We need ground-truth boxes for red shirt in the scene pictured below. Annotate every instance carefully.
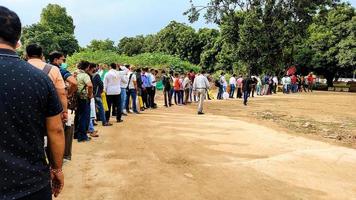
[291,75,297,84]
[307,75,313,84]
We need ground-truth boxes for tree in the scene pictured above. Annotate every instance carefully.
[21,4,79,57]
[302,3,355,86]
[87,39,117,51]
[118,35,145,56]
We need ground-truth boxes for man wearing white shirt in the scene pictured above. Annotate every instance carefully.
[149,69,158,108]
[126,68,139,113]
[119,64,129,115]
[104,63,123,123]
[193,70,210,115]
[229,74,237,98]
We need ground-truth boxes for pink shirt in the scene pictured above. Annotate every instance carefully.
[237,78,243,88]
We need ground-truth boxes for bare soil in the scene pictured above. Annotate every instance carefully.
[58,91,356,200]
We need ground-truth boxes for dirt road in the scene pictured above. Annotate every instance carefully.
[59,92,356,200]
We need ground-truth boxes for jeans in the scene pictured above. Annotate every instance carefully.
[237,88,242,98]
[189,87,197,102]
[88,119,94,132]
[126,89,138,112]
[106,94,122,121]
[256,84,262,95]
[243,90,249,105]
[121,88,127,112]
[174,90,183,104]
[95,97,107,125]
[229,84,235,98]
[217,86,223,99]
[76,98,90,141]
[163,87,171,106]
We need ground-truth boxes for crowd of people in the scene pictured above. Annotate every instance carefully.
[0,6,318,200]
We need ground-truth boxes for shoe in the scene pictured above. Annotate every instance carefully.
[198,112,204,115]
[78,137,91,143]
[122,113,128,116]
[103,122,113,126]
[134,112,140,114]
[117,119,124,123]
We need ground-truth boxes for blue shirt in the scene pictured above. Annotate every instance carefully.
[0,49,63,200]
[59,67,72,81]
[141,74,150,88]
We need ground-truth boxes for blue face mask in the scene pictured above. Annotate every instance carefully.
[61,63,68,69]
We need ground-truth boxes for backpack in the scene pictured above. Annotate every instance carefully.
[215,80,221,87]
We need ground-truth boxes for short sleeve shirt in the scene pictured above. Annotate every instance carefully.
[59,67,72,81]
[76,70,91,99]
[0,49,63,200]
[128,72,137,89]
[27,59,66,90]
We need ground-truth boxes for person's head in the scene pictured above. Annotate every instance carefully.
[221,72,225,76]
[136,68,141,73]
[49,51,65,66]
[174,73,179,78]
[0,6,21,48]
[87,63,97,74]
[201,70,206,75]
[110,63,117,70]
[233,74,236,77]
[78,61,90,71]
[169,70,174,75]
[190,70,194,73]
[150,69,155,74]
[25,44,43,59]
[161,70,166,75]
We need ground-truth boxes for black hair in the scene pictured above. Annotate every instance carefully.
[89,63,97,70]
[233,74,236,77]
[161,70,166,74]
[201,70,206,74]
[136,68,141,73]
[49,51,64,63]
[110,63,117,69]
[190,70,194,73]
[78,61,90,70]
[0,6,21,47]
[155,70,158,74]
[26,44,43,58]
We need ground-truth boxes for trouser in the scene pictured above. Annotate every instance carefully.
[229,84,235,98]
[197,89,206,113]
[174,90,183,104]
[88,119,94,132]
[146,86,153,108]
[273,83,277,93]
[141,88,148,108]
[18,184,52,200]
[184,88,190,104]
[64,124,74,160]
[237,88,242,98]
[95,97,107,125]
[250,84,256,97]
[163,87,171,106]
[217,86,223,99]
[121,88,127,112]
[256,85,262,95]
[152,86,156,107]
[106,94,122,121]
[264,85,269,95]
[189,87,197,102]
[243,90,250,105]
[76,99,90,141]
[126,89,138,112]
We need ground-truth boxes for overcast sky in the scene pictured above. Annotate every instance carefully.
[2,0,355,47]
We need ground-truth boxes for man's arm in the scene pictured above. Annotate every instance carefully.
[66,76,78,96]
[86,81,93,99]
[56,88,68,121]
[46,114,65,197]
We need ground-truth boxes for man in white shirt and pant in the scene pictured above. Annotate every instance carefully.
[104,63,123,123]
[119,64,129,115]
[193,70,210,115]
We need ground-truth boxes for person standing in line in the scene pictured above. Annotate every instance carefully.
[104,63,123,123]
[173,73,182,105]
[183,72,191,104]
[217,72,225,100]
[88,63,112,126]
[256,75,262,96]
[242,75,252,106]
[119,64,129,115]
[193,70,210,115]
[229,74,237,98]
[188,70,197,102]
[179,74,185,104]
[136,68,145,111]
[0,7,65,198]
[250,76,257,98]
[75,61,94,142]
[126,66,139,114]
[291,74,297,93]
[281,75,287,93]
[263,74,270,95]
[162,70,172,107]
[149,68,158,108]
[141,68,150,108]
[236,75,243,98]
[273,75,278,94]
[307,73,314,92]
[301,75,307,92]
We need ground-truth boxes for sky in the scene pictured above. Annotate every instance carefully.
[1,0,355,47]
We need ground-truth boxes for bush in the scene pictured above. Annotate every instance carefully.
[67,50,200,72]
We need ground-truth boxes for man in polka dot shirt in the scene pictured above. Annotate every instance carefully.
[0,6,65,200]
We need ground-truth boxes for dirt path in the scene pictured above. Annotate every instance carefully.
[59,93,356,200]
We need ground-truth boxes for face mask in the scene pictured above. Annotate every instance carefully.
[61,63,68,69]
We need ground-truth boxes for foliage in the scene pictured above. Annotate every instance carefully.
[87,39,117,52]
[21,4,79,57]
[67,51,200,72]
